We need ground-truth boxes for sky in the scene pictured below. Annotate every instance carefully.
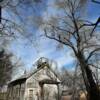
[87,1,100,20]
[1,0,100,78]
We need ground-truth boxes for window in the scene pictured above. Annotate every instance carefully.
[27,83,33,88]
[21,88,25,96]
[29,97,33,100]
[27,81,37,88]
[29,89,33,97]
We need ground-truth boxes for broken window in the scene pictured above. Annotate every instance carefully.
[27,81,37,88]
[27,83,33,88]
[28,89,34,100]
[29,89,33,97]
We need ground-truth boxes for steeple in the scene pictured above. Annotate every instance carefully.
[24,69,27,75]
[37,57,50,69]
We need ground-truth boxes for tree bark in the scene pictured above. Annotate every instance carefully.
[76,52,100,100]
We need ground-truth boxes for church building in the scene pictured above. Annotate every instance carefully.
[7,57,61,100]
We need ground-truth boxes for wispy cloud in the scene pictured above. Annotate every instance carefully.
[54,51,75,69]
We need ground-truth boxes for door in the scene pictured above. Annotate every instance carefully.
[43,84,58,100]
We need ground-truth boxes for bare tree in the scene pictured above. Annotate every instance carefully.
[44,0,100,99]
[59,66,85,99]
[0,49,13,89]
[0,0,46,47]
[0,49,24,90]
[0,0,46,89]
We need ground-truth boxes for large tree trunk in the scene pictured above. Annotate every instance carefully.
[76,52,100,100]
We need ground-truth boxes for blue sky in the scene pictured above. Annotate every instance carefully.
[87,1,100,21]
[2,0,100,77]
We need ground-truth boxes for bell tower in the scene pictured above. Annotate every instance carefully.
[37,57,50,69]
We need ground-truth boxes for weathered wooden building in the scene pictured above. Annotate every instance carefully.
[0,92,7,100]
[7,57,61,100]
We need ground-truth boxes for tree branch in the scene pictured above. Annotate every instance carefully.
[72,17,100,35]
[88,64,100,69]
[81,44,100,52]
[86,48,100,62]
[44,28,77,54]
[92,0,100,4]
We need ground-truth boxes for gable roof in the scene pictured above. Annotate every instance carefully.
[8,62,61,86]
[8,66,43,86]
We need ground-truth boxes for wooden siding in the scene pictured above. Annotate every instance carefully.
[0,92,7,100]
